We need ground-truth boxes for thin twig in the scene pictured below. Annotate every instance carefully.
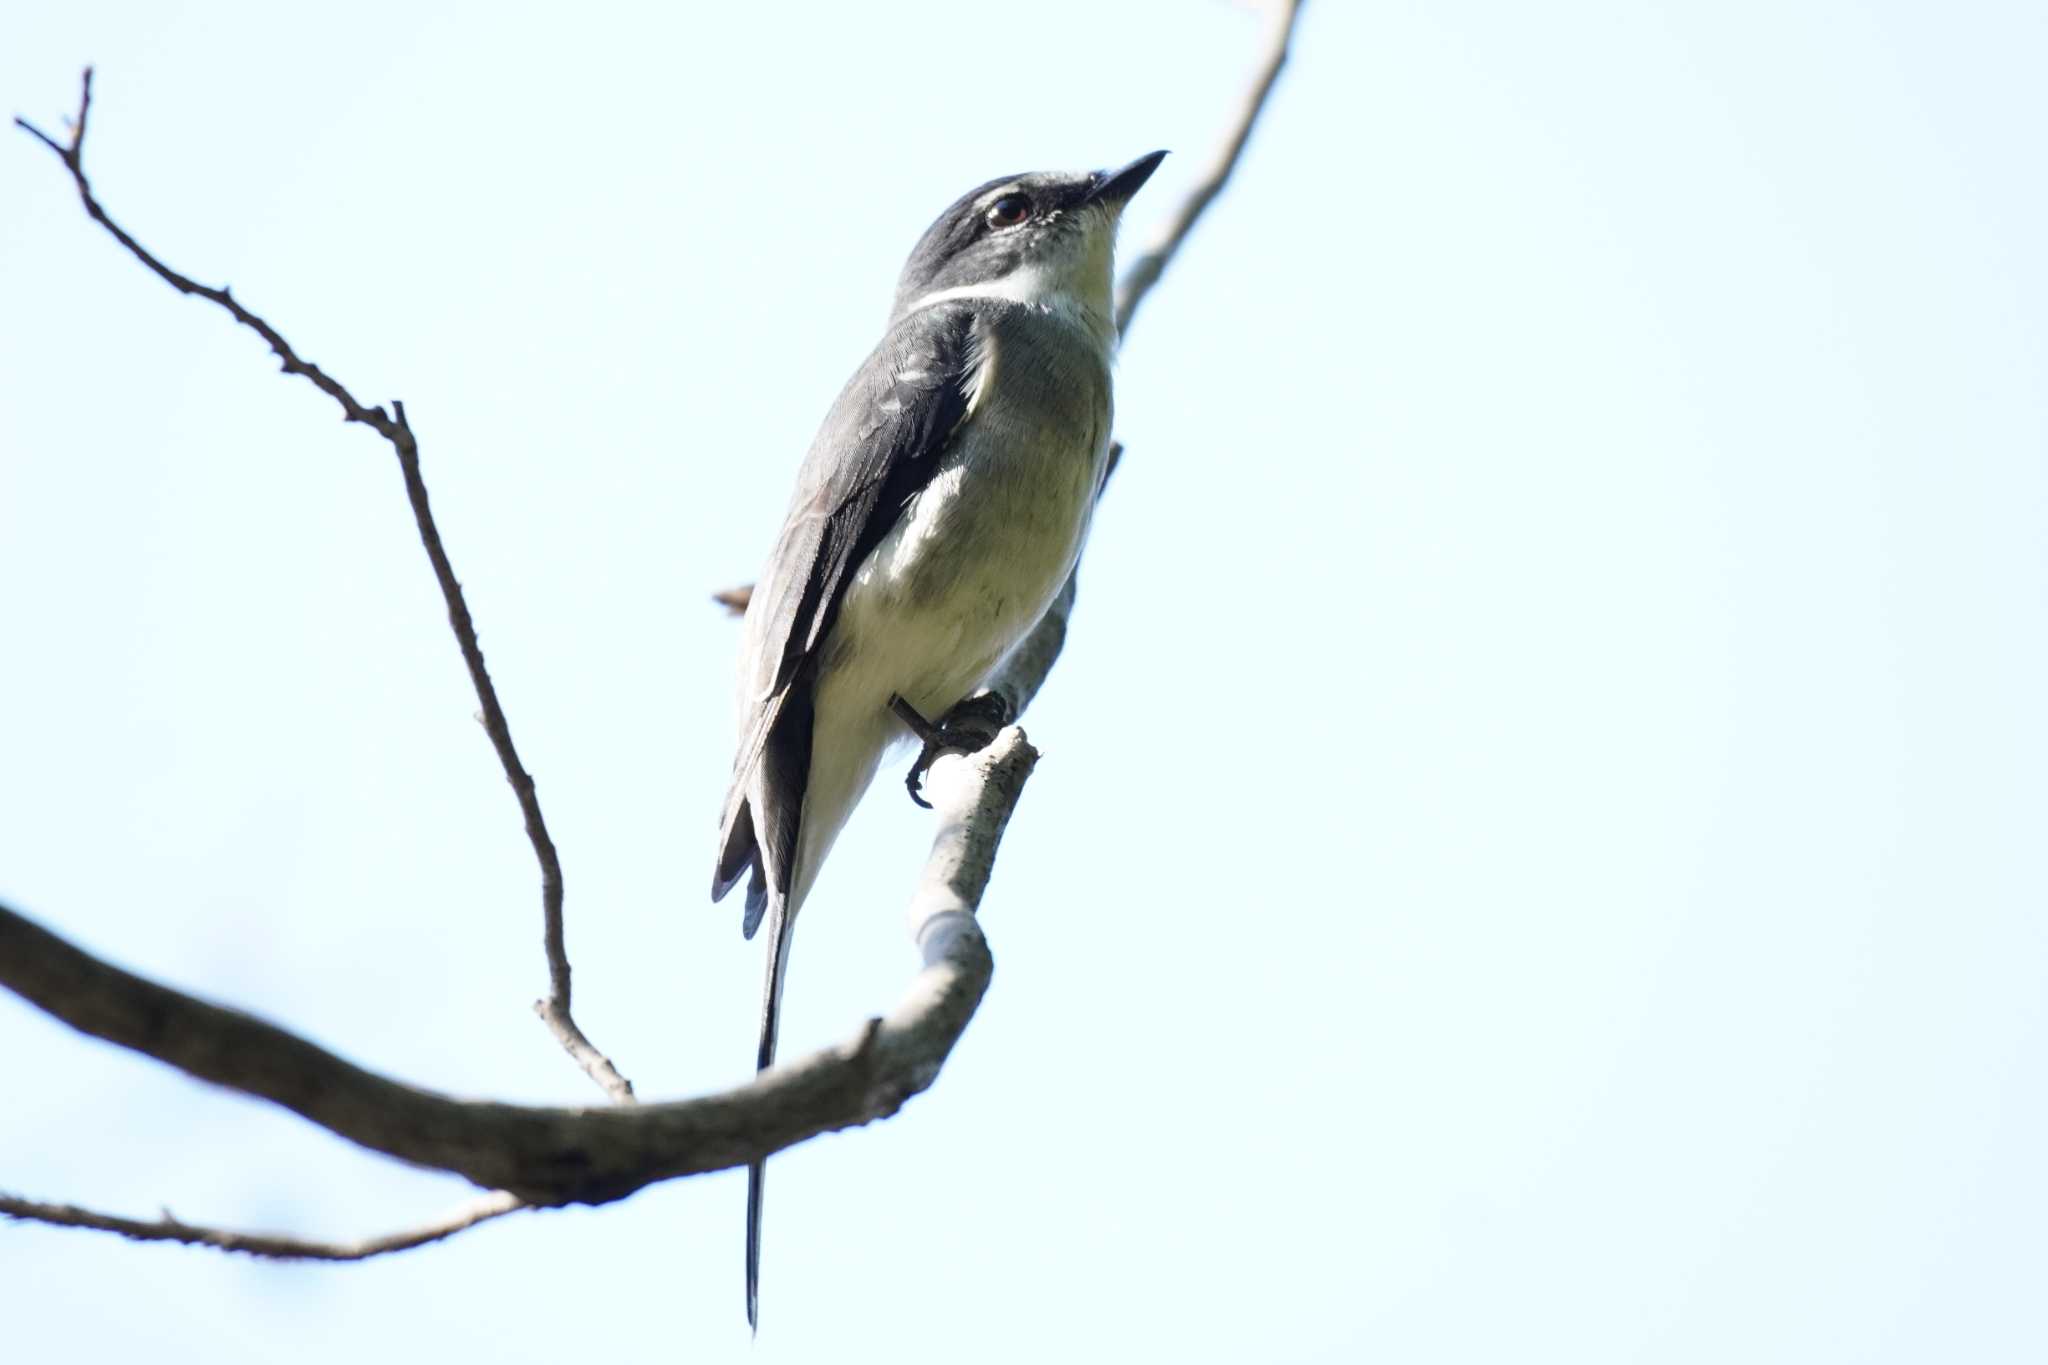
[986,4,1304,704]
[15,69,631,1104]
[1113,0,1304,339]
[0,1189,525,1262]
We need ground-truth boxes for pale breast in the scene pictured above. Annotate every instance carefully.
[829,307,1113,709]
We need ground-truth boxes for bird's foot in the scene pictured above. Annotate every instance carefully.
[889,691,1014,809]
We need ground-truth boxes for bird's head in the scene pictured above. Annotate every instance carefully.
[890,151,1168,335]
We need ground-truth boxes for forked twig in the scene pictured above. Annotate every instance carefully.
[14,69,631,1104]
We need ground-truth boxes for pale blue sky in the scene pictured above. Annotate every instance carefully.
[4,2,2046,1361]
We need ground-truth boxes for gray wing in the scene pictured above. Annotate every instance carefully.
[712,302,982,930]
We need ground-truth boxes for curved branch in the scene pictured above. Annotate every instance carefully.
[0,728,1037,1208]
[1113,0,1304,340]
[14,70,629,1105]
[0,1190,525,1262]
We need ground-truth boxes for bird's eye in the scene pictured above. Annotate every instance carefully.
[984,194,1033,229]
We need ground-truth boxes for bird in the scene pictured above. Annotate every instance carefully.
[712,151,1166,1329]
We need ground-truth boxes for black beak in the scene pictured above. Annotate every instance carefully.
[1085,150,1169,207]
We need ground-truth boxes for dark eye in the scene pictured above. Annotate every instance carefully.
[984,194,1033,229]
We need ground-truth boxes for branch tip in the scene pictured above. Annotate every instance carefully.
[0,1188,525,1262]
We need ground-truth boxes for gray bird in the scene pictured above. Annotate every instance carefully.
[712,151,1166,1328]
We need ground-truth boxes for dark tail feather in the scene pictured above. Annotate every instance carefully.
[746,896,795,1333]
[745,1160,766,1333]
[712,799,755,904]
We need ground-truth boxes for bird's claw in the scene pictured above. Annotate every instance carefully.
[889,691,1013,809]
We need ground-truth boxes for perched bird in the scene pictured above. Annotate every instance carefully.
[713,151,1166,1328]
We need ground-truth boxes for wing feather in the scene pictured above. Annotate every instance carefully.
[713,303,981,917]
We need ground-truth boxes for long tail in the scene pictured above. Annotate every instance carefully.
[747,896,796,1334]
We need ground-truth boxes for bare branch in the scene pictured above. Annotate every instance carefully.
[0,1189,524,1262]
[0,733,1032,1208]
[8,0,1301,1252]
[15,69,628,1103]
[1113,0,1304,339]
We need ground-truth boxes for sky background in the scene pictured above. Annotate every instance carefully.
[4,1,2046,1360]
